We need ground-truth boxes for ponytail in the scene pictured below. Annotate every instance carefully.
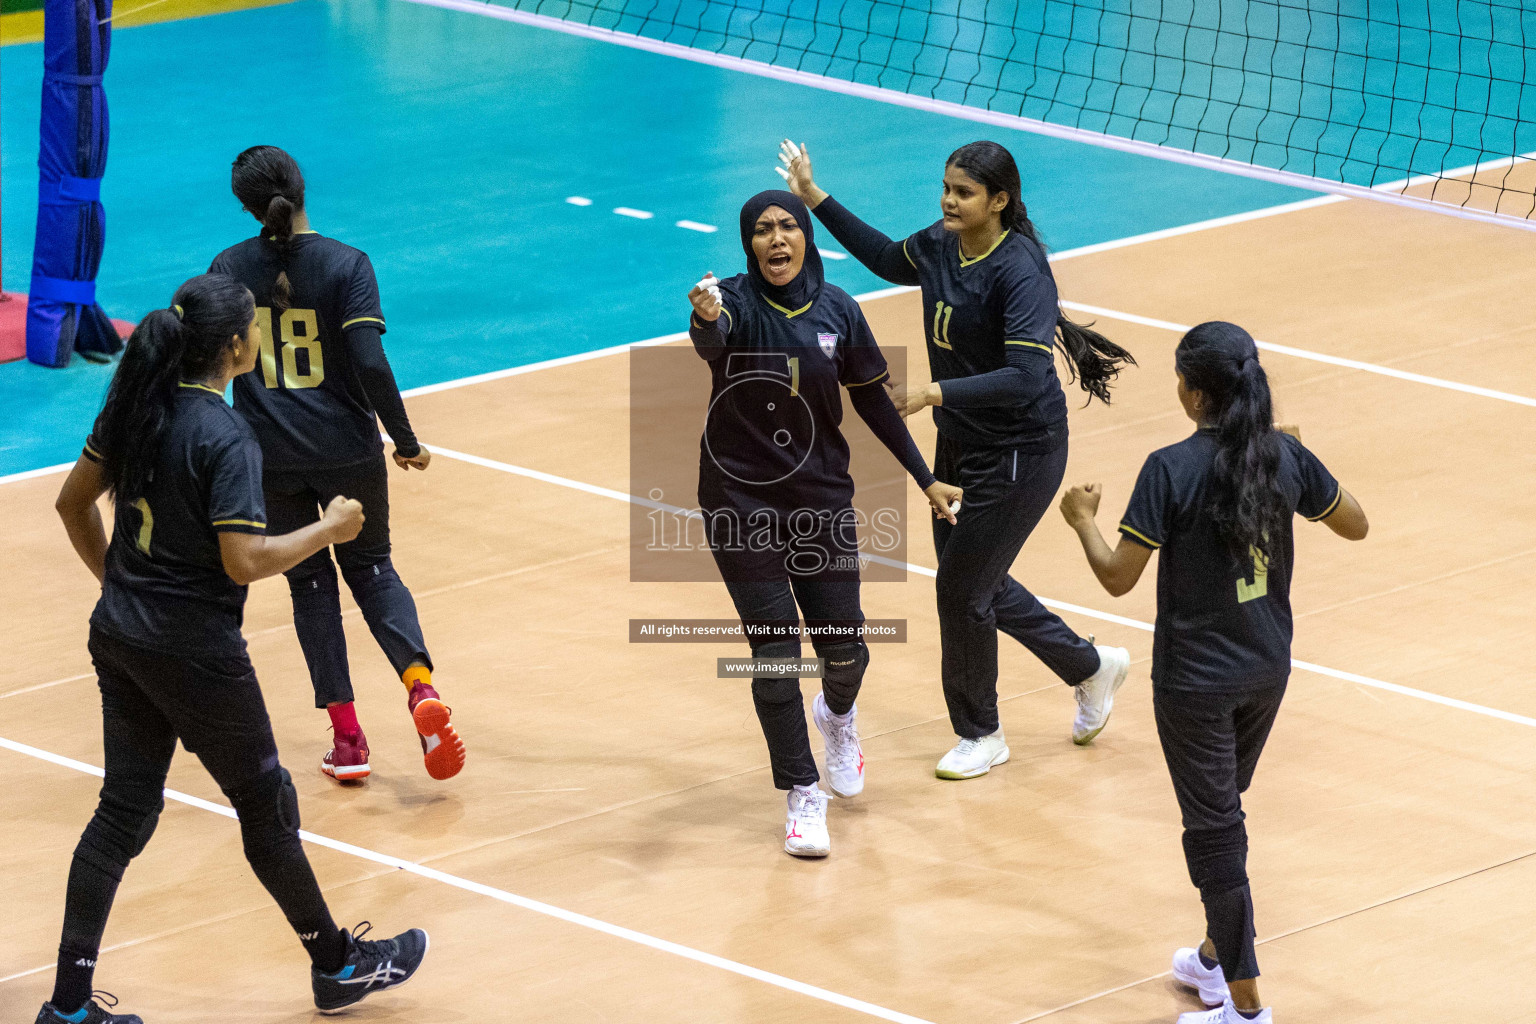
[263,194,296,312]
[231,145,306,313]
[1055,315,1135,405]
[94,275,255,502]
[1174,322,1288,569]
[947,140,1135,405]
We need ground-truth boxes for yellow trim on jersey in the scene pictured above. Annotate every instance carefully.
[1005,339,1053,353]
[178,382,224,396]
[762,296,813,318]
[341,316,385,330]
[212,518,266,529]
[958,229,1009,267]
[902,238,917,268]
[1305,485,1343,522]
[265,230,320,241]
[83,440,102,459]
[720,306,734,330]
[845,370,890,388]
[1118,524,1162,549]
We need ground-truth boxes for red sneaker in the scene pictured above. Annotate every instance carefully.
[322,731,371,781]
[408,682,466,781]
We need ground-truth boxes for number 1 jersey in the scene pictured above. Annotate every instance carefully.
[211,232,388,471]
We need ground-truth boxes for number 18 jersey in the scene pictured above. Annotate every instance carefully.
[211,232,388,471]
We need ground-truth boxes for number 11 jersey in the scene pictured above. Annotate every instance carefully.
[211,232,389,471]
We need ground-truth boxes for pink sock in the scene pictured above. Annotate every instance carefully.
[327,702,361,740]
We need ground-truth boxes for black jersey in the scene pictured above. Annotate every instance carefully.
[1118,429,1340,693]
[210,232,388,471]
[84,385,268,657]
[697,275,891,515]
[901,222,1068,451]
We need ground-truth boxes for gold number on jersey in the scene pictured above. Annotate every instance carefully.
[788,357,800,397]
[1236,545,1269,603]
[132,497,154,557]
[255,307,279,388]
[932,301,955,350]
[254,307,325,390]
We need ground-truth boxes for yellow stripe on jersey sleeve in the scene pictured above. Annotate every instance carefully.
[1118,524,1162,549]
[1304,485,1343,522]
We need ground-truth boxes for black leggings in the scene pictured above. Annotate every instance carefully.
[931,434,1099,738]
[708,508,868,791]
[264,455,430,708]
[1154,682,1287,984]
[53,628,341,1009]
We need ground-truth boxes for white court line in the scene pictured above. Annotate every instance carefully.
[424,443,1536,730]
[1060,301,1536,408]
[0,734,936,1024]
[613,207,654,219]
[399,0,1536,234]
[5,276,1531,490]
[676,219,718,233]
[0,174,1407,489]
[0,672,94,700]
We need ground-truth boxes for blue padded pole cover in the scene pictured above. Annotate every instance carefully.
[26,0,120,367]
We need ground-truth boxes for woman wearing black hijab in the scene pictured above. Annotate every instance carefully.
[687,191,961,858]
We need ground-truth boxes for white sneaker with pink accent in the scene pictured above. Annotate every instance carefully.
[1177,1000,1271,1023]
[784,785,830,858]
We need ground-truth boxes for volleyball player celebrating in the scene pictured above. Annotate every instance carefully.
[689,190,962,857]
[778,140,1134,779]
[1058,322,1367,1023]
[42,274,427,1024]
[210,146,465,783]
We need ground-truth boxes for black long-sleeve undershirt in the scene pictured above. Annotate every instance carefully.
[937,344,1057,409]
[346,325,419,457]
[689,314,727,361]
[846,381,936,490]
[815,196,1061,414]
[811,196,920,287]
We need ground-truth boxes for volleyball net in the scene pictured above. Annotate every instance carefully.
[444,0,1536,228]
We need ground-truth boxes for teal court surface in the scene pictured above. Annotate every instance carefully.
[1,0,1317,474]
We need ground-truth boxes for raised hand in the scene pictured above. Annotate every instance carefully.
[689,272,723,322]
[776,140,828,208]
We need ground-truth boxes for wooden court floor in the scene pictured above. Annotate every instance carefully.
[4,193,1536,1023]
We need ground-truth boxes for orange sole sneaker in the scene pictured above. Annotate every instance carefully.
[322,746,371,782]
[412,698,466,780]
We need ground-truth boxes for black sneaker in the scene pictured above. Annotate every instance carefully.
[312,922,429,1013]
[36,992,142,1024]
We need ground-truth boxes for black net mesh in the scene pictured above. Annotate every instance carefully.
[478,0,1536,221]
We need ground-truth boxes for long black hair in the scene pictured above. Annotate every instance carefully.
[1175,321,1288,570]
[231,145,305,312]
[94,274,254,502]
[946,141,1134,404]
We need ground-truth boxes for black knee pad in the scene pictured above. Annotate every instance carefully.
[340,556,398,597]
[747,639,803,707]
[817,641,868,713]
[76,784,165,879]
[229,767,301,859]
[275,766,301,832]
[1183,821,1249,893]
[288,556,340,601]
[751,675,803,708]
